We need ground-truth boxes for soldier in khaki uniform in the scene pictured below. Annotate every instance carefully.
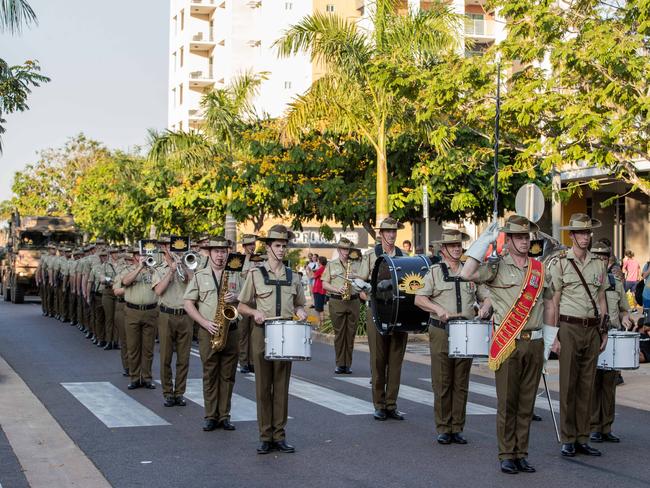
[322,237,362,374]
[101,249,120,350]
[58,248,73,322]
[238,234,258,374]
[357,217,408,421]
[184,237,242,431]
[589,240,633,443]
[548,213,609,458]
[51,247,65,320]
[462,215,556,474]
[43,244,57,317]
[414,229,491,445]
[81,244,100,342]
[76,247,90,335]
[238,225,307,454]
[88,250,109,347]
[121,245,159,389]
[113,249,135,376]
[67,250,81,326]
[154,245,194,408]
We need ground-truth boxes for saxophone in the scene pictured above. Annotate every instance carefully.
[210,269,239,351]
[341,260,352,301]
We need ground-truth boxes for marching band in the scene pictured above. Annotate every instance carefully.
[33,214,642,472]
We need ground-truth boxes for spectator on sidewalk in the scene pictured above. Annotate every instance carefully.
[635,318,650,363]
[306,253,319,303]
[402,240,413,256]
[622,250,640,292]
[312,256,327,327]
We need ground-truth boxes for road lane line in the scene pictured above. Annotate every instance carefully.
[338,377,496,415]
[61,382,170,428]
[246,375,373,415]
[418,378,561,412]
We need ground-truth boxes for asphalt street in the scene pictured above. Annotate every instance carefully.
[0,300,649,488]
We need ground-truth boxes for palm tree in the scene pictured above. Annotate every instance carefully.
[275,0,460,225]
[0,0,37,34]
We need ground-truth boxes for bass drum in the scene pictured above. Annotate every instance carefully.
[371,255,432,335]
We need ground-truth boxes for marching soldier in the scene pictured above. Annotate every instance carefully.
[414,229,491,445]
[184,237,241,430]
[88,250,108,348]
[237,225,307,454]
[238,234,258,374]
[67,249,82,326]
[97,249,120,349]
[548,213,609,458]
[81,243,100,342]
[590,240,633,443]
[461,215,555,474]
[357,217,408,421]
[60,247,73,323]
[321,237,362,374]
[154,244,194,408]
[113,248,135,376]
[120,245,159,390]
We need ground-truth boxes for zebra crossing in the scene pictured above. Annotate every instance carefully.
[60,372,552,429]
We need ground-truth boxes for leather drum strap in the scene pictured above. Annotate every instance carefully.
[258,267,293,317]
[439,262,463,314]
[567,258,600,319]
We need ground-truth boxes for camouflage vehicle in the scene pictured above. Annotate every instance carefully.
[0,214,80,303]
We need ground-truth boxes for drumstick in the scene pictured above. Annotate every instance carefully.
[542,373,561,443]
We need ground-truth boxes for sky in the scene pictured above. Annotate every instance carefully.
[0,0,169,201]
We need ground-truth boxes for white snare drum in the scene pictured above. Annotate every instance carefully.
[447,320,491,358]
[264,320,312,361]
[597,331,639,370]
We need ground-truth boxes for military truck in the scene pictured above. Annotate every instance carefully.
[0,214,80,303]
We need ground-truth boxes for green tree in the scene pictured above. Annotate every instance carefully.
[275,0,460,226]
[0,0,36,34]
[488,0,650,197]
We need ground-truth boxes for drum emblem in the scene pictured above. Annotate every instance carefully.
[398,273,425,294]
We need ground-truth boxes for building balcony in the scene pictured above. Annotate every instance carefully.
[189,71,217,88]
[464,17,495,40]
[189,0,216,16]
[189,32,215,52]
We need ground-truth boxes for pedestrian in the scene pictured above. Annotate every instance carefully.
[636,318,650,363]
[312,256,328,328]
[402,240,413,256]
[621,250,640,292]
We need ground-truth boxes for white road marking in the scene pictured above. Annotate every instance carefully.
[419,378,561,412]
[246,375,373,415]
[338,377,496,415]
[61,382,169,428]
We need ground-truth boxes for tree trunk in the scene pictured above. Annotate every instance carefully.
[362,220,376,242]
[375,127,389,225]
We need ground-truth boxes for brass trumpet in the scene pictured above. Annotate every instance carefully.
[144,255,157,267]
[183,251,199,270]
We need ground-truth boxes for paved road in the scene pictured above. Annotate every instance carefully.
[1,300,649,488]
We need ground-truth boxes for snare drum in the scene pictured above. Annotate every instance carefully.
[264,320,312,361]
[447,320,491,358]
[597,330,640,370]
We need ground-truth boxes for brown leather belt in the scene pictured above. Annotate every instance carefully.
[126,302,157,311]
[117,297,125,303]
[329,294,359,300]
[559,314,599,327]
[428,318,446,330]
[160,305,186,316]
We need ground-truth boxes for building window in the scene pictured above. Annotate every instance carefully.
[172,88,176,107]
[180,47,184,67]
[173,15,177,35]
[464,13,485,36]
[325,4,335,12]
[179,83,184,106]
[172,52,177,71]
[180,9,184,31]
[284,81,292,89]
[285,2,292,10]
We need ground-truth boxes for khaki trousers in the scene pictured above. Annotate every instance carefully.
[125,307,157,383]
[558,322,601,443]
[238,314,254,367]
[330,298,360,368]
[93,294,105,341]
[76,294,84,327]
[158,311,193,397]
[590,369,617,434]
[494,338,544,460]
[429,326,472,434]
[39,284,47,314]
[198,326,239,421]
[115,301,128,370]
[84,297,93,334]
[68,291,77,323]
[101,292,116,343]
[46,285,55,315]
[366,310,408,411]
[252,324,292,442]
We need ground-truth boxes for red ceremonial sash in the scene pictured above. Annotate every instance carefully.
[488,258,544,372]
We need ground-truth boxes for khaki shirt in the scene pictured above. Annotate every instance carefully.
[548,249,607,318]
[114,263,134,290]
[122,266,158,305]
[90,261,118,293]
[604,275,629,328]
[82,255,100,278]
[415,259,489,321]
[322,258,362,292]
[183,266,243,320]
[357,246,401,281]
[476,254,553,331]
[238,263,306,320]
[152,264,189,309]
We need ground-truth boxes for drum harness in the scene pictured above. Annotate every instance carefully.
[429,262,468,330]
[258,266,293,317]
